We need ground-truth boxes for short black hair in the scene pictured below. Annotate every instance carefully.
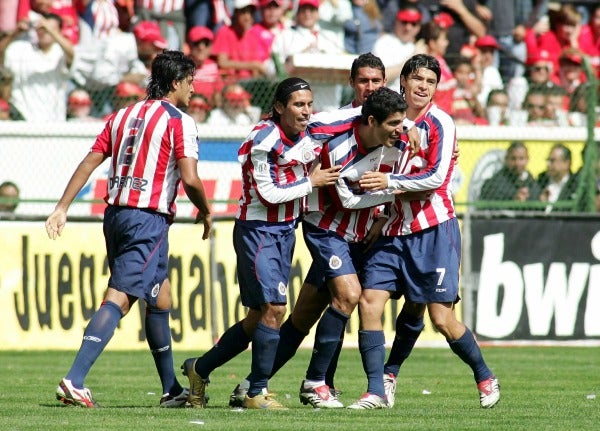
[350,53,385,81]
[361,87,407,125]
[270,77,311,122]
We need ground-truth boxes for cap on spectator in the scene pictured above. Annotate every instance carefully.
[259,0,282,7]
[187,26,214,44]
[298,0,320,9]
[189,97,211,110]
[224,88,252,101]
[68,91,92,106]
[475,35,500,50]
[133,21,168,49]
[433,12,454,29]
[526,50,551,65]
[559,48,584,66]
[115,82,145,98]
[234,0,256,10]
[0,98,9,112]
[396,8,422,23]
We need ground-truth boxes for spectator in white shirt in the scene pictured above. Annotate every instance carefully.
[3,13,74,121]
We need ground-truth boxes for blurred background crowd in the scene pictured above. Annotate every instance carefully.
[0,0,598,126]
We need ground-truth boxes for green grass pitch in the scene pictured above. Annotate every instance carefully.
[1,346,598,430]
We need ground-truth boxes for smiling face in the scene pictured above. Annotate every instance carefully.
[275,89,313,138]
[367,111,406,149]
[401,67,438,117]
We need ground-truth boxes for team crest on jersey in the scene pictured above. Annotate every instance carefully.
[329,255,342,270]
[302,148,315,163]
[256,161,268,173]
[151,283,160,297]
[278,282,287,296]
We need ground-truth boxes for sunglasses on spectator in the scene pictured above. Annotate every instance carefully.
[530,65,549,72]
[526,103,545,110]
[399,20,420,26]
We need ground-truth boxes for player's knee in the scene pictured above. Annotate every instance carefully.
[331,291,360,315]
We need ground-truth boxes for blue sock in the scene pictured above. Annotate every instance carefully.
[325,335,344,389]
[306,306,349,381]
[448,328,493,383]
[247,322,280,397]
[269,317,307,378]
[358,330,386,398]
[384,309,424,377]
[195,321,251,378]
[66,301,122,388]
[145,307,181,396]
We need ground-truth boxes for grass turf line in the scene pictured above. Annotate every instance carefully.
[1,347,598,430]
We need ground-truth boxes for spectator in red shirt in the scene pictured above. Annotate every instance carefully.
[249,0,287,71]
[524,4,583,75]
[578,4,600,76]
[187,25,224,106]
[211,0,270,82]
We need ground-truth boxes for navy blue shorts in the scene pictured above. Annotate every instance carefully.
[103,206,169,307]
[233,220,295,308]
[360,218,461,303]
[302,221,367,292]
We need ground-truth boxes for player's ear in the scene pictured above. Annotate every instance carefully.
[273,100,285,116]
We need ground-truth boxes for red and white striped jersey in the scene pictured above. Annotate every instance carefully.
[304,123,402,242]
[236,108,360,223]
[383,103,457,236]
[90,0,120,39]
[91,99,199,218]
[135,0,184,13]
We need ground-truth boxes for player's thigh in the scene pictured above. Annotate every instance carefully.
[233,223,294,308]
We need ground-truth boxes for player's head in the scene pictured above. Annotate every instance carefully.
[399,54,440,110]
[271,77,312,138]
[147,50,196,103]
[360,87,407,148]
[349,53,387,106]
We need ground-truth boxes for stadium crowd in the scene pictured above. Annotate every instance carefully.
[0,0,598,126]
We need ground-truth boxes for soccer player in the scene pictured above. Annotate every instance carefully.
[347,53,500,409]
[45,50,213,408]
[181,77,361,410]
[227,54,423,409]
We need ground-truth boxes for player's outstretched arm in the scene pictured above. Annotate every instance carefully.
[45,152,106,239]
[178,157,212,240]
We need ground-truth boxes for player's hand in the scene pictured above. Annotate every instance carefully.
[359,171,388,191]
[363,216,387,250]
[405,126,420,157]
[45,209,67,240]
[195,212,212,240]
[309,162,341,188]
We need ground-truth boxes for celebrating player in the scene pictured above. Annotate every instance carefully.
[181,77,361,409]
[348,53,500,409]
[227,54,424,408]
[46,50,212,408]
